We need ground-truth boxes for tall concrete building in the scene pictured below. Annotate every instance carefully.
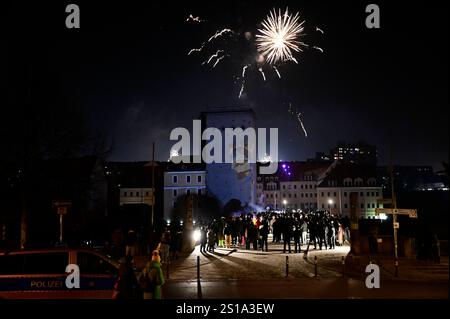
[200,107,257,208]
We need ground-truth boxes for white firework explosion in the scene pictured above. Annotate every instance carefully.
[256,8,307,65]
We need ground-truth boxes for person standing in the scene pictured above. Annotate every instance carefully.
[300,219,308,246]
[139,250,165,299]
[259,217,269,252]
[293,218,301,253]
[160,230,171,264]
[283,216,293,254]
[200,227,207,253]
[207,229,216,253]
[125,229,137,261]
[113,254,140,299]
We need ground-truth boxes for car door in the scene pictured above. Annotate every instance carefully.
[75,251,118,299]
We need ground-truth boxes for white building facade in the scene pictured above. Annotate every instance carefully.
[163,168,206,221]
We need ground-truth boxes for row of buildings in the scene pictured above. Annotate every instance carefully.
[1,108,447,247]
[107,108,448,225]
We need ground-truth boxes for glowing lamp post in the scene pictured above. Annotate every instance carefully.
[328,199,333,212]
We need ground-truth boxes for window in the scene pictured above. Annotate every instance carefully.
[367,203,370,208]
[333,192,337,197]
[288,194,291,198]
[301,185,304,189]
[322,204,325,208]
[136,192,140,197]
[361,203,364,209]
[360,192,363,196]
[294,185,297,189]
[23,253,68,274]
[321,192,324,197]
[77,252,117,275]
[334,204,337,208]
[301,193,304,198]
[146,191,149,196]
[371,192,375,197]
[310,193,313,198]
[344,203,348,209]
[186,175,191,183]
[327,192,330,196]
[376,192,379,197]
[0,255,25,274]
[198,189,202,195]
[367,192,370,196]
[130,192,133,197]
[305,193,308,198]
[344,178,352,187]
[283,194,286,198]
[372,203,375,208]
[344,192,347,197]
[294,194,297,198]
[173,190,178,197]
[309,185,312,189]
[197,175,202,183]
[173,175,178,183]
[355,178,363,187]
[282,185,286,189]
[123,191,127,197]
[187,189,191,195]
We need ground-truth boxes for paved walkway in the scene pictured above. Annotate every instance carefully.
[158,243,448,299]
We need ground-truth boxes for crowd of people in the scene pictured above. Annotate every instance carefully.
[112,210,351,299]
[198,211,351,254]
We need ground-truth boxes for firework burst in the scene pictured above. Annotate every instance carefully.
[256,8,307,65]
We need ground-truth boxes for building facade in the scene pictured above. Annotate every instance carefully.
[256,161,332,211]
[163,163,206,222]
[200,107,257,208]
[317,163,384,218]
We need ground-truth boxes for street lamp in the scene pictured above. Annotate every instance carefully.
[328,199,333,212]
[283,199,287,212]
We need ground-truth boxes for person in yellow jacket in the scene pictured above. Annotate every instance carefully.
[139,250,165,299]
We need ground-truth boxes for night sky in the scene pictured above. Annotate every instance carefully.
[4,1,448,169]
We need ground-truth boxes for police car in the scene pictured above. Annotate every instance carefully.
[0,248,120,299]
